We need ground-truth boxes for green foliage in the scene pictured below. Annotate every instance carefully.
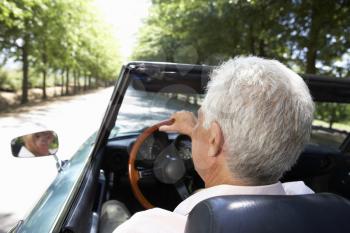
[0,0,122,101]
[133,0,291,64]
[0,69,21,91]
[133,0,350,72]
[283,0,350,74]
[315,103,350,129]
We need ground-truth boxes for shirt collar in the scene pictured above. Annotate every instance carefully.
[173,182,285,215]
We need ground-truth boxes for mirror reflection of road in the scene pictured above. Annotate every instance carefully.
[0,87,113,232]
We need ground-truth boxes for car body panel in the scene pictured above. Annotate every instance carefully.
[13,134,96,233]
[12,64,132,233]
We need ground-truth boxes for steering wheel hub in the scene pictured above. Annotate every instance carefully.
[153,150,186,184]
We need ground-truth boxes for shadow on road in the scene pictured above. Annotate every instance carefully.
[0,87,110,117]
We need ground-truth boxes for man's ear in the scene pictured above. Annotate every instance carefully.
[208,121,224,157]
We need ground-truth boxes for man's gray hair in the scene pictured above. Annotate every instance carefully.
[201,56,315,185]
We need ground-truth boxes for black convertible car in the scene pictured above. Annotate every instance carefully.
[10,62,350,233]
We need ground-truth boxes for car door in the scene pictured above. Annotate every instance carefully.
[11,65,131,233]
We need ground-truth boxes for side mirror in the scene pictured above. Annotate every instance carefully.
[11,131,66,172]
[11,131,59,158]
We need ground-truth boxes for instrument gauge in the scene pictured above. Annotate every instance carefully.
[175,135,192,160]
[137,132,169,160]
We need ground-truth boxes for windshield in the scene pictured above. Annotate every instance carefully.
[109,81,204,138]
[110,70,350,150]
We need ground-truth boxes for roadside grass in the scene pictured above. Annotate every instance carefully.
[0,69,22,92]
[0,86,108,116]
[1,68,107,113]
[313,119,350,132]
[0,86,67,112]
[0,68,59,92]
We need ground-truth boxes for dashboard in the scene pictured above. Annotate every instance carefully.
[174,135,192,160]
[104,129,350,206]
[136,131,192,161]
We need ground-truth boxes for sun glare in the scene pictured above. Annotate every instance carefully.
[94,0,151,61]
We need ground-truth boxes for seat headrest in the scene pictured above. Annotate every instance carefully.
[185,193,350,233]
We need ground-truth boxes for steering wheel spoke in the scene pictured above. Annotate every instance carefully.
[138,168,154,179]
[174,181,190,200]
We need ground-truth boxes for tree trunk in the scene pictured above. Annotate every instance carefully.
[258,39,266,57]
[306,44,317,74]
[21,36,29,104]
[41,42,48,100]
[61,70,65,96]
[83,71,87,91]
[53,71,57,96]
[305,4,320,74]
[65,68,70,95]
[88,76,92,89]
[249,25,256,55]
[73,70,77,94]
[329,106,336,129]
[77,70,81,91]
[42,69,47,99]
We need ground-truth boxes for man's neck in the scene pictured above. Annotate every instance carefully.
[203,164,249,188]
[205,178,249,188]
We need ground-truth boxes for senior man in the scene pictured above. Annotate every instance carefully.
[112,56,315,233]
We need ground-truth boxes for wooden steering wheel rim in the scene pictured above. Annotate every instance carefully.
[128,119,174,209]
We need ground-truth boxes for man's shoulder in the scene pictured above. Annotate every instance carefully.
[113,208,187,233]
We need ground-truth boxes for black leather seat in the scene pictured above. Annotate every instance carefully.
[185,194,350,233]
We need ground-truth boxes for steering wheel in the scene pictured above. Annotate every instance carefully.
[128,120,191,209]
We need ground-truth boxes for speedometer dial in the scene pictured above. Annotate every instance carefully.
[175,135,192,160]
[137,132,169,160]
[138,137,156,160]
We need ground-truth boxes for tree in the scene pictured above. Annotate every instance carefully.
[133,0,350,73]
[315,103,350,129]
[0,0,121,102]
[132,0,291,64]
[283,0,350,74]
[0,0,48,103]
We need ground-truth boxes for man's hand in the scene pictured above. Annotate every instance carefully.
[159,111,197,136]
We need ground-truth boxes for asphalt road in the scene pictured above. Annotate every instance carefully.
[0,87,113,232]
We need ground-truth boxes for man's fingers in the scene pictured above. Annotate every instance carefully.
[159,125,169,131]
[159,111,193,133]
[159,125,175,132]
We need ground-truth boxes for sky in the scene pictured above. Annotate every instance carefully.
[94,0,151,61]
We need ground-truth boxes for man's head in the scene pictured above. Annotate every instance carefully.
[192,56,314,185]
[23,131,54,156]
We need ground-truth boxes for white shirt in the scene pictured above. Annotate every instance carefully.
[18,146,35,158]
[113,181,314,233]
